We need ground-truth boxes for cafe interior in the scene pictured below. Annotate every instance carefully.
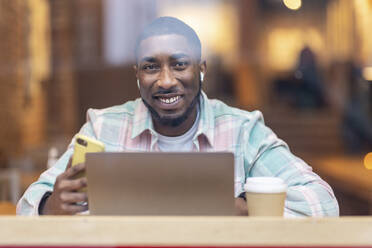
[0,0,372,244]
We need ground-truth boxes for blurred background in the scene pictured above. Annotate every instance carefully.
[0,0,371,215]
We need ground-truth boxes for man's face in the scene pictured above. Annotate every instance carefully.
[136,34,205,127]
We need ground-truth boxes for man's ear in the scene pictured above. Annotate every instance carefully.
[133,65,141,90]
[199,60,207,75]
[133,65,139,79]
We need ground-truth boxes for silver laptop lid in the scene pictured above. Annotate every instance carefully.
[86,152,235,216]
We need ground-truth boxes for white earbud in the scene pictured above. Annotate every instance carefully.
[200,72,204,82]
[137,79,140,89]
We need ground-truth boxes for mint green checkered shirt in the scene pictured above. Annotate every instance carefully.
[17,92,339,216]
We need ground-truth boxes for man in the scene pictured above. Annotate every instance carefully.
[17,17,339,216]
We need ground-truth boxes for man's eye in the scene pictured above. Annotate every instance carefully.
[174,61,188,69]
[143,64,158,71]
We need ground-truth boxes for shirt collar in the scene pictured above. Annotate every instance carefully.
[131,91,215,147]
[131,98,155,139]
[196,91,215,147]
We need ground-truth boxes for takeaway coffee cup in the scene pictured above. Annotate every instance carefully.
[244,177,287,216]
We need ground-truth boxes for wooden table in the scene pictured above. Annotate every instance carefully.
[0,216,372,247]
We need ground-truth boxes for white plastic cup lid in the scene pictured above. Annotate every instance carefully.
[244,177,287,193]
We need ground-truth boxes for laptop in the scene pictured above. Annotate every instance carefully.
[85,152,235,216]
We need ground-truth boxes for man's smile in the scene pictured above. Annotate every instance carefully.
[153,94,183,110]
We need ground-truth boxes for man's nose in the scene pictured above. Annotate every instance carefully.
[157,67,177,89]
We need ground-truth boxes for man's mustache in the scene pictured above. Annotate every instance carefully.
[153,87,181,95]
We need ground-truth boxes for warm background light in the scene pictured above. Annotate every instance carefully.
[266,28,323,71]
[362,67,372,81]
[283,0,302,10]
[364,152,372,170]
[157,1,239,66]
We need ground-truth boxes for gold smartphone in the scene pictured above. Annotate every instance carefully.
[71,134,105,181]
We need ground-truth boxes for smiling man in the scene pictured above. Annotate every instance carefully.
[135,28,204,138]
[17,17,339,216]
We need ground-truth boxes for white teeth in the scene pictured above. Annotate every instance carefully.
[159,96,180,104]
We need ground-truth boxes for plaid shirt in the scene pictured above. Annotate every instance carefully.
[17,92,339,217]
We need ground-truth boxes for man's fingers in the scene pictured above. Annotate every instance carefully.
[60,192,88,204]
[61,203,89,215]
[65,158,73,171]
[65,162,86,178]
[56,158,75,180]
[58,177,88,192]
[235,198,248,216]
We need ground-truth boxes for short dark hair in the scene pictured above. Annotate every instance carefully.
[135,16,202,61]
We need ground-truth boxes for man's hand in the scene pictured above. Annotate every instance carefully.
[235,198,248,216]
[41,160,88,215]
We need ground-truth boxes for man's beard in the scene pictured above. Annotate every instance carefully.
[142,83,201,127]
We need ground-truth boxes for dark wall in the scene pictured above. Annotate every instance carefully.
[76,66,138,127]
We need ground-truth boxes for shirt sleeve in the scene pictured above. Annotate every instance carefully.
[16,119,97,216]
[243,111,339,217]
